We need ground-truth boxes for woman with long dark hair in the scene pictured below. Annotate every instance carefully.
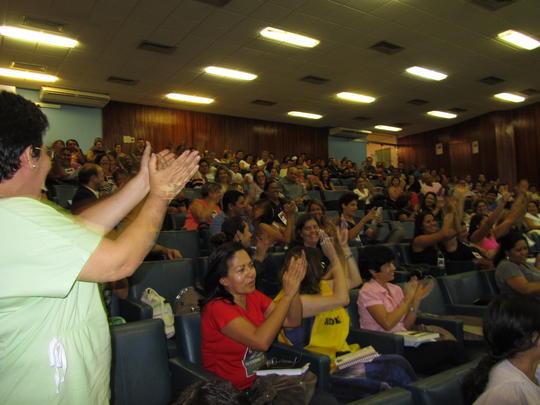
[200,243,307,395]
[493,232,540,296]
[462,294,540,404]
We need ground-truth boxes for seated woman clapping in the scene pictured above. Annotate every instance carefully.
[278,221,417,402]
[200,242,312,401]
[357,245,468,375]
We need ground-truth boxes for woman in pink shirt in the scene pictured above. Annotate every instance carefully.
[357,245,468,374]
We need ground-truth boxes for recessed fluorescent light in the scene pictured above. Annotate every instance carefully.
[427,110,457,119]
[0,68,58,82]
[497,30,540,50]
[260,27,319,48]
[494,92,526,103]
[374,125,402,132]
[0,25,78,48]
[360,130,372,134]
[166,93,214,104]
[288,111,322,119]
[336,92,376,103]
[406,66,447,81]
[204,66,257,81]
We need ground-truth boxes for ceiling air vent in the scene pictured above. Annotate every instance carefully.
[251,99,276,106]
[22,16,65,32]
[40,87,110,108]
[449,107,468,113]
[407,99,429,105]
[107,76,139,86]
[11,61,46,71]
[353,116,371,121]
[300,75,330,85]
[369,40,404,55]
[522,88,540,96]
[193,0,233,6]
[469,0,518,11]
[479,76,505,85]
[137,41,177,54]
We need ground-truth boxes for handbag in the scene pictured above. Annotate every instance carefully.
[141,287,175,338]
[243,371,317,405]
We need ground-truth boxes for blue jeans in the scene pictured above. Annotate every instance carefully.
[330,354,417,402]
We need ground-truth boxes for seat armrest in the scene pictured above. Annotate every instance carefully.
[268,342,331,392]
[118,298,153,322]
[416,315,464,344]
[446,304,487,317]
[348,328,404,355]
[169,357,220,392]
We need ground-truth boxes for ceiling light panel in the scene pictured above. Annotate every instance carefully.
[288,111,322,119]
[204,66,257,81]
[337,92,376,103]
[374,124,402,132]
[406,66,447,81]
[497,30,540,50]
[493,92,526,103]
[260,27,319,48]
[0,25,78,47]
[427,110,457,119]
[166,93,214,104]
[0,68,58,82]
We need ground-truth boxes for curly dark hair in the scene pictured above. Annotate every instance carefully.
[0,91,49,181]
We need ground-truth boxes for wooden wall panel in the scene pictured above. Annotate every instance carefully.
[102,101,328,160]
[398,101,540,185]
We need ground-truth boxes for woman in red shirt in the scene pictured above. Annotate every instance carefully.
[200,242,305,390]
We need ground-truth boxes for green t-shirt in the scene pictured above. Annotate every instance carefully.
[0,197,107,404]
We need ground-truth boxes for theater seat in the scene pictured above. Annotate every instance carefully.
[111,319,176,405]
[439,271,491,317]
[405,360,478,405]
[157,230,200,259]
[346,388,413,405]
[174,312,333,391]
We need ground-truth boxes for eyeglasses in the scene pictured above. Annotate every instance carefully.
[34,146,52,158]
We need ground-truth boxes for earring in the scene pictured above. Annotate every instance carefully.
[32,164,36,169]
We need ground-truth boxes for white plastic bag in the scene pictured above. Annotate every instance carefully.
[141,287,175,338]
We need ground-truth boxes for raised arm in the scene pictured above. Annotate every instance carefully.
[77,149,200,282]
[493,191,527,239]
[221,255,306,352]
[299,232,350,317]
[347,208,377,241]
[469,193,510,243]
[412,211,456,252]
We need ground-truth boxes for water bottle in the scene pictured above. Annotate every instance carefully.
[437,250,445,271]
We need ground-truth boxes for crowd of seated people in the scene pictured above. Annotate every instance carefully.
[43,139,540,403]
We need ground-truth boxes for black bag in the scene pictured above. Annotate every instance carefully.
[243,372,317,405]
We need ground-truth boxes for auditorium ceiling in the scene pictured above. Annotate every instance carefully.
[1,0,539,136]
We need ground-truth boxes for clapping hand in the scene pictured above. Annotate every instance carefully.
[415,278,435,300]
[282,251,307,297]
[320,230,338,261]
[404,276,419,301]
[146,143,200,201]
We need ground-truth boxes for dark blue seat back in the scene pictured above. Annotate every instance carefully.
[175,312,202,365]
[439,271,492,306]
[129,259,195,305]
[111,319,171,405]
[157,230,200,259]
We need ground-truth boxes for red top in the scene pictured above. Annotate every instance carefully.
[183,199,221,230]
[201,290,272,390]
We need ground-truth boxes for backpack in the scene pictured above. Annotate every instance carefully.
[173,286,203,315]
[141,288,175,338]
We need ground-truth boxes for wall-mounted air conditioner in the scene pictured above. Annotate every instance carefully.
[39,86,110,108]
[329,127,368,140]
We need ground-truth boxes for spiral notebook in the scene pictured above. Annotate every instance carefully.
[335,346,380,370]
